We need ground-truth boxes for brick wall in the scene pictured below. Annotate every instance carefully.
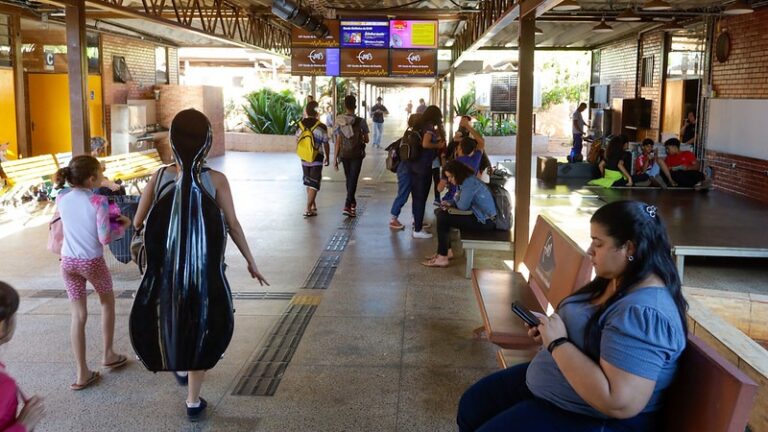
[639,31,664,139]
[599,37,638,102]
[707,7,768,202]
[158,85,225,158]
[101,34,179,141]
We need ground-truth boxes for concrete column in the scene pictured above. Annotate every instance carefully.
[449,67,456,140]
[356,77,362,112]
[311,75,316,100]
[514,14,535,271]
[65,0,89,155]
[10,15,29,157]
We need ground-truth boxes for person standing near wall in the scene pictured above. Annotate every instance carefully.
[570,102,588,162]
[370,97,389,150]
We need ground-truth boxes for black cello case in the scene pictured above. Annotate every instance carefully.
[129,109,234,371]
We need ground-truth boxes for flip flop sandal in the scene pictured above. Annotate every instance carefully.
[421,258,450,268]
[102,354,128,369]
[70,371,101,391]
[303,211,318,218]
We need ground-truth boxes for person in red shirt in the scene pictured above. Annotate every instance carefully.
[658,138,711,189]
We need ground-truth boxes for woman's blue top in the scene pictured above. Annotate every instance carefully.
[453,175,497,223]
[525,287,686,418]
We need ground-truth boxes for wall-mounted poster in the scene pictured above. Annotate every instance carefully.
[340,48,389,77]
[389,20,438,49]
[291,48,340,76]
[339,20,389,49]
[291,20,340,48]
[390,49,436,77]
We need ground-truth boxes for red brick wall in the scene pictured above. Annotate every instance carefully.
[599,37,638,102]
[707,6,768,202]
[639,31,664,139]
[711,7,768,99]
[705,150,768,203]
[158,85,225,158]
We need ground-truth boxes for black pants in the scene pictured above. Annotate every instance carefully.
[670,170,704,188]
[410,167,433,231]
[432,167,441,202]
[436,209,495,256]
[341,157,363,208]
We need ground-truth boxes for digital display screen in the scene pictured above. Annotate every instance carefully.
[291,20,340,48]
[389,20,438,49]
[390,49,437,77]
[340,48,389,77]
[291,48,340,76]
[340,20,390,49]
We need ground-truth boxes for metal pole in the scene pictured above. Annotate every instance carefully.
[311,75,316,100]
[10,15,29,157]
[514,14,535,271]
[66,0,90,155]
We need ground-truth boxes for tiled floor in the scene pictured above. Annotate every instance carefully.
[0,120,766,431]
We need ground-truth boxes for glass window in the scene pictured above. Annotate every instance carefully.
[667,23,706,79]
[155,46,168,84]
[0,15,10,67]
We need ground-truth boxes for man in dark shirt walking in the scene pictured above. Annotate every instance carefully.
[370,97,389,149]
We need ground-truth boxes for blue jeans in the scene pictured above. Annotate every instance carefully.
[341,157,363,208]
[570,133,583,161]
[373,122,384,148]
[457,363,658,432]
[390,161,412,217]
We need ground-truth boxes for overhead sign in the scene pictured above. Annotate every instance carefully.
[339,20,389,49]
[390,49,436,77]
[340,48,389,77]
[291,48,340,76]
[291,20,340,48]
[389,20,438,49]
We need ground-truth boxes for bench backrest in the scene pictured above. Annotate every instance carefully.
[660,334,757,432]
[99,149,162,181]
[522,215,593,310]
[1,154,59,186]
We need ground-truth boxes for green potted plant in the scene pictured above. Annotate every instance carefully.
[227,89,303,152]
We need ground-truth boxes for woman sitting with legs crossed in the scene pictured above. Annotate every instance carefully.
[422,160,496,268]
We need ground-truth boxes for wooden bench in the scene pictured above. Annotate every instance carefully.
[97,149,164,194]
[460,229,513,278]
[0,154,60,205]
[497,334,758,431]
[471,214,593,349]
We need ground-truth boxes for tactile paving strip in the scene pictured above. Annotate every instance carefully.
[232,297,321,396]
[325,232,350,252]
[301,254,340,289]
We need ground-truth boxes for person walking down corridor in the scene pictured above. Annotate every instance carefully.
[416,98,427,114]
[569,102,588,162]
[371,97,389,149]
[297,101,330,217]
[334,95,370,218]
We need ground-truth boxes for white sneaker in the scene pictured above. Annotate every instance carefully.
[412,230,433,239]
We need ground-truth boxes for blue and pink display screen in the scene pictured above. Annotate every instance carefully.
[389,20,438,49]
[340,20,389,49]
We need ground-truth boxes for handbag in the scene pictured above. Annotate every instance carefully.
[47,211,63,254]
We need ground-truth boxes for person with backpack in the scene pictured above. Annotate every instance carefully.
[297,101,330,217]
[423,160,497,268]
[333,95,369,218]
[370,96,389,149]
[405,105,446,238]
[389,113,421,230]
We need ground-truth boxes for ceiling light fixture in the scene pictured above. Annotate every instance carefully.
[723,0,754,15]
[553,0,581,12]
[592,18,614,33]
[642,0,672,11]
[616,8,642,21]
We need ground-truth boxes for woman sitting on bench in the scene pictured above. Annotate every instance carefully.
[423,160,497,268]
[457,200,688,431]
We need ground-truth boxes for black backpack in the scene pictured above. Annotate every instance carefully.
[398,128,422,162]
[339,117,365,159]
[488,182,512,231]
[385,140,400,173]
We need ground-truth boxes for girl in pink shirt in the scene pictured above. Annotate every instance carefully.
[54,156,131,391]
[0,282,45,431]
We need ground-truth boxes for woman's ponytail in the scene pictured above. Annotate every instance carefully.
[55,167,71,189]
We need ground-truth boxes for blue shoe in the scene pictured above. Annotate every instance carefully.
[174,372,188,386]
[186,397,207,422]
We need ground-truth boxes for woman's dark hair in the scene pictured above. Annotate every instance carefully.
[306,101,319,117]
[417,105,442,130]
[344,95,356,111]
[604,136,625,161]
[0,282,20,323]
[407,113,422,128]
[574,200,688,360]
[444,159,475,185]
[55,155,101,189]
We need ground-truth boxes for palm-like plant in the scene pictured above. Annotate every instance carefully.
[453,90,479,118]
[243,89,302,135]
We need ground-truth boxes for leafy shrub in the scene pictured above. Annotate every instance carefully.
[472,113,516,137]
[243,89,302,135]
[454,89,478,117]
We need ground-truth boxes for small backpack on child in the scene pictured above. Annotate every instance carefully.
[296,120,322,162]
[398,128,423,162]
[339,117,365,159]
[488,182,512,231]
